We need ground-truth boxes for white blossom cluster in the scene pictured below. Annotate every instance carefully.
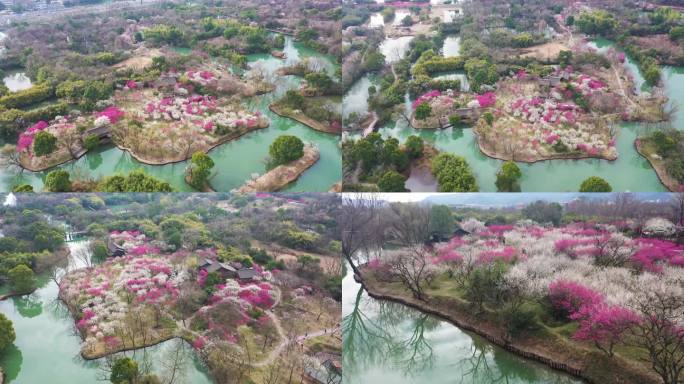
[59,256,185,344]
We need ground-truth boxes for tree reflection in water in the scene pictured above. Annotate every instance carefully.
[343,286,394,378]
[457,336,544,384]
[13,294,43,318]
[389,313,436,374]
[343,286,437,380]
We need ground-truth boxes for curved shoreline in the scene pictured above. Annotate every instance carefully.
[112,124,268,166]
[474,132,618,164]
[18,149,88,173]
[355,272,660,384]
[236,144,320,192]
[17,124,268,173]
[635,139,677,191]
[269,104,340,134]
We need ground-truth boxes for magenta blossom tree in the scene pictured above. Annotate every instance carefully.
[572,304,640,356]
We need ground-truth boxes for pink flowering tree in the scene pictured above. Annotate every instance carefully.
[548,280,604,320]
[572,304,640,356]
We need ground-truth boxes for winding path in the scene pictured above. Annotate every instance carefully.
[176,286,339,368]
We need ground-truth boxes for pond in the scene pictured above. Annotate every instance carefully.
[0,36,341,192]
[344,35,680,192]
[442,36,461,57]
[342,265,583,384]
[2,72,32,92]
[380,36,414,64]
[370,13,385,29]
[0,240,212,383]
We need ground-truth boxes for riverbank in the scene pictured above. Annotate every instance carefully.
[356,270,661,384]
[236,144,320,192]
[474,131,618,163]
[184,171,216,192]
[635,138,678,191]
[269,104,340,134]
[0,245,70,301]
[18,146,83,172]
[114,122,269,166]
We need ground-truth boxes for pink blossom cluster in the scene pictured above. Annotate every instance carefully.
[434,249,462,264]
[16,121,49,152]
[126,80,138,89]
[411,90,441,109]
[632,238,684,273]
[237,284,276,309]
[77,310,96,330]
[572,303,640,350]
[549,279,641,351]
[128,245,160,256]
[476,92,496,108]
[96,106,125,124]
[477,246,517,264]
[192,336,206,350]
[186,70,216,86]
[570,74,605,96]
[548,279,604,319]
[109,230,148,252]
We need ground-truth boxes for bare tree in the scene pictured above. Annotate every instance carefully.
[630,288,684,384]
[72,246,92,268]
[386,203,430,247]
[340,194,384,276]
[385,247,437,301]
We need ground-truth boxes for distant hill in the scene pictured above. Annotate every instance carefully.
[420,193,671,207]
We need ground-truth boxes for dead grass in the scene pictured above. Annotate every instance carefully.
[520,41,570,61]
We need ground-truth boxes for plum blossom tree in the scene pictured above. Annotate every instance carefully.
[573,304,640,356]
[385,247,438,301]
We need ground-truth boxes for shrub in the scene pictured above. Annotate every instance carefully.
[377,170,406,192]
[495,161,522,192]
[8,264,36,293]
[666,158,684,182]
[83,135,100,151]
[111,357,139,384]
[404,135,424,159]
[448,114,461,126]
[33,131,57,156]
[11,184,33,192]
[45,170,72,192]
[579,176,612,192]
[0,313,15,352]
[415,102,432,120]
[189,151,214,190]
[431,153,478,192]
[501,304,539,338]
[269,135,304,165]
[483,111,494,126]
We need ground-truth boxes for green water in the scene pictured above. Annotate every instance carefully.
[0,240,212,384]
[0,37,341,192]
[342,267,582,384]
[345,36,680,191]
[442,36,461,57]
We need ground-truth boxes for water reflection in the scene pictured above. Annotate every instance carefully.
[0,344,22,382]
[13,294,42,318]
[342,266,582,384]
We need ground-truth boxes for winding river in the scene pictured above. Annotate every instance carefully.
[0,239,212,383]
[344,32,683,192]
[0,36,341,192]
[342,265,582,383]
